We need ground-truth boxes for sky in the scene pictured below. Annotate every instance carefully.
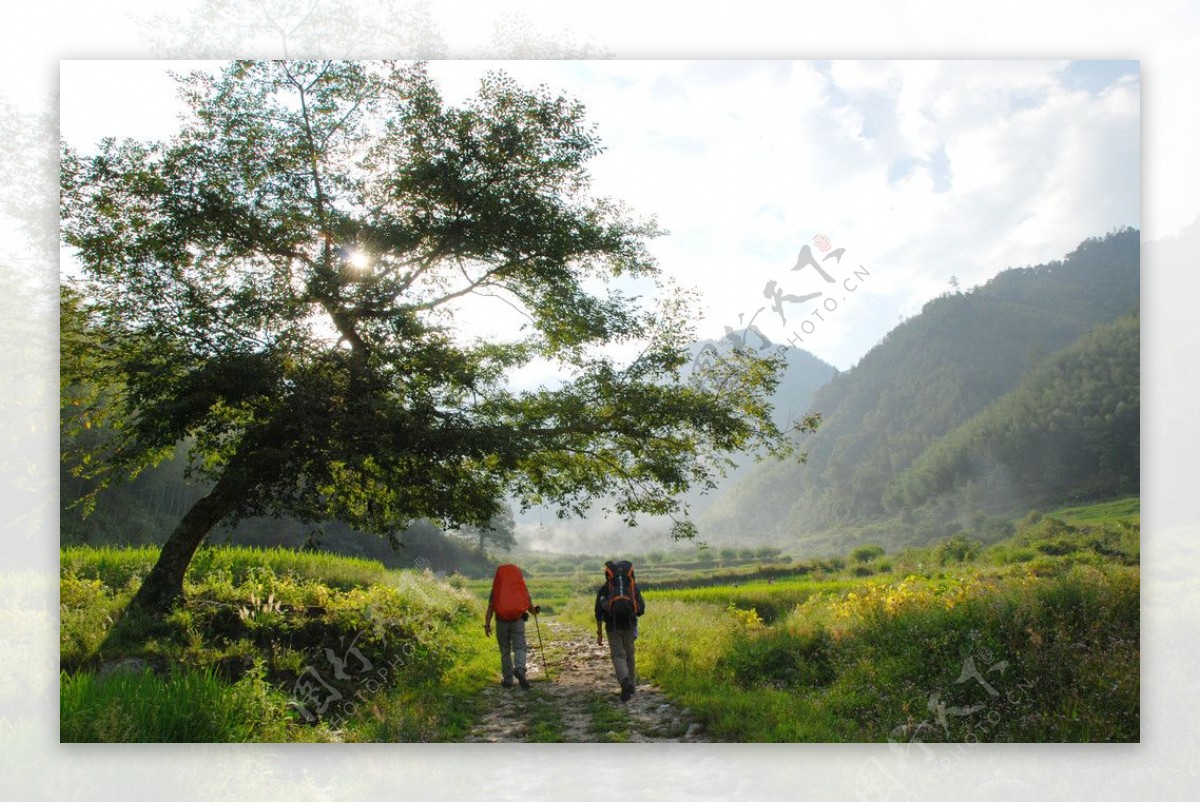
[58,58,1140,371]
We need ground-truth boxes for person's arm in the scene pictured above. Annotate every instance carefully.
[595,586,605,645]
[484,593,494,637]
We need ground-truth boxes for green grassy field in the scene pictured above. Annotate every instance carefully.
[60,500,1139,742]
[1047,496,1139,526]
[625,512,1139,742]
[60,546,495,742]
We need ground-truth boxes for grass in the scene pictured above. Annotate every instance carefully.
[525,692,566,742]
[623,509,1140,743]
[61,544,394,591]
[586,693,631,742]
[647,576,866,624]
[61,498,1138,743]
[60,545,496,742]
[477,500,1127,744]
[60,664,293,742]
[1047,496,1139,526]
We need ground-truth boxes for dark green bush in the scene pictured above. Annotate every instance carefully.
[851,544,886,563]
[723,626,836,690]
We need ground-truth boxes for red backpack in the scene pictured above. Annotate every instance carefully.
[490,564,531,622]
[604,560,639,620]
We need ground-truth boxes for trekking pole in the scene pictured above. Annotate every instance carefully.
[532,610,550,681]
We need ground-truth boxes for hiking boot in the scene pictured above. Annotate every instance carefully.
[515,669,530,690]
[501,678,514,688]
[620,677,634,701]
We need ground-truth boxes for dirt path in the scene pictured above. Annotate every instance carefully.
[464,620,708,743]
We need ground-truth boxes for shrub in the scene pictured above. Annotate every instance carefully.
[851,544,885,564]
[937,533,979,564]
[726,603,765,630]
[722,626,836,689]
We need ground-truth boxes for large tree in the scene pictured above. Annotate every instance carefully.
[61,60,805,613]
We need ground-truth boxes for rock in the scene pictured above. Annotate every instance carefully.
[98,658,150,678]
[684,722,704,740]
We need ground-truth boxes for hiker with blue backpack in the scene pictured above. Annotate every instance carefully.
[595,559,646,701]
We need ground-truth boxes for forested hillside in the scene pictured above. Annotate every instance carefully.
[701,228,1139,543]
[884,314,1139,515]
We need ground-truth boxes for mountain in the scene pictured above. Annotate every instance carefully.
[513,344,836,553]
[700,227,1140,544]
[884,313,1139,515]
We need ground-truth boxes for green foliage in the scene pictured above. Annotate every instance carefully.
[851,543,885,563]
[61,59,801,610]
[722,626,836,689]
[936,532,979,564]
[61,545,392,591]
[887,315,1140,514]
[60,545,494,741]
[60,664,293,742]
[1048,497,1139,526]
[649,577,861,625]
[989,515,1139,567]
[640,562,1138,742]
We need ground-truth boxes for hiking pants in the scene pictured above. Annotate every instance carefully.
[495,617,527,681]
[606,625,636,687]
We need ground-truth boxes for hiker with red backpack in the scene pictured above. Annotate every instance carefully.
[484,563,540,689]
[595,559,646,701]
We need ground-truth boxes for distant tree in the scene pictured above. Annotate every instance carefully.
[850,543,885,563]
[61,60,803,614]
[457,504,516,555]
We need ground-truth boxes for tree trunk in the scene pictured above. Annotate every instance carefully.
[128,474,238,615]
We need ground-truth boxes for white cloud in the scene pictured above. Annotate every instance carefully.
[60,58,1140,370]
